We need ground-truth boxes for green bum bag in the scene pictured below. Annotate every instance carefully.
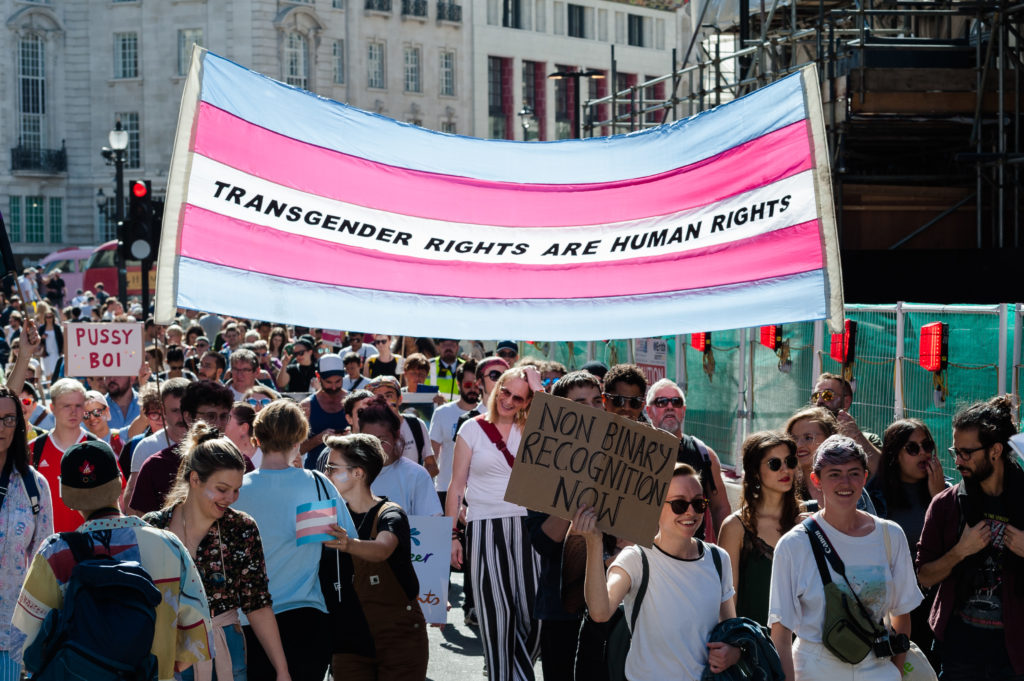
[804,517,883,665]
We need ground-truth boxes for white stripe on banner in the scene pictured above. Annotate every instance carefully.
[296,515,335,532]
[176,257,827,341]
[185,155,818,265]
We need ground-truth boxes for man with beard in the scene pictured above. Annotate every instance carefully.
[917,395,1024,681]
[429,359,479,509]
[125,378,191,514]
[424,338,464,402]
[810,371,882,475]
[644,378,730,541]
[104,374,140,430]
[299,354,349,468]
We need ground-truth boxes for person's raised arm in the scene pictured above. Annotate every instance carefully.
[571,505,630,623]
[275,355,292,389]
[6,318,39,393]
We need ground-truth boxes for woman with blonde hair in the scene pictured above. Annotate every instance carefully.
[233,400,357,681]
[144,423,289,681]
[446,366,544,681]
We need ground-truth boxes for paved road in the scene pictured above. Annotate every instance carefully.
[426,571,545,681]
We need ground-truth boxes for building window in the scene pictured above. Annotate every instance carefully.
[488,56,511,139]
[502,0,522,28]
[178,29,203,77]
[116,112,141,169]
[333,40,346,84]
[404,46,421,92]
[284,32,309,89]
[598,9,608,40]
[25,197,44,244]
[8,198,22,242]
[567,3,584,37]
[114,32,139,78]
[440,120,456,134]
[368,42,386,89]
[535,0,545,31]
[333,0,346,6]
[627,14,644,46]
[48,197,62,243]
[18,36,45,150]
[439,50,455,96]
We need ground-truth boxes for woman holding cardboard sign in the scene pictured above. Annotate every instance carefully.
[447,366,544,681]
[572,463,741,681]
[320,432,428,680]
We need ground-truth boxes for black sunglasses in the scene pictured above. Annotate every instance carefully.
[766,455,799,472]
[603,393,645,409]
[904,440,935,457]
[668,497,708,514]
[651,396,684,408]
[483,370,503,382]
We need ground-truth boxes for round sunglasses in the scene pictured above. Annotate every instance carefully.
[904,440,935,457]
[766,454,799,472]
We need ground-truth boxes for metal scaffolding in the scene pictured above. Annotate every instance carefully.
[582,0,1022,250]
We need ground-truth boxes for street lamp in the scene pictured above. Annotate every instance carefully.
[547,69,604,139]
[518,104,534,140]
[100,119,129,306]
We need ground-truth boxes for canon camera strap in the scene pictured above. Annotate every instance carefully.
[802,517,883,631]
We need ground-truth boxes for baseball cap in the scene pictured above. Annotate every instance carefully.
[294,334,317,351]
[477,356,510,377]
[318,353,345,377]
[367,375,402,395]
[60,440,122,512]
[496,341,518,353]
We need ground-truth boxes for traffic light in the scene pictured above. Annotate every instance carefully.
[120,180,157,262]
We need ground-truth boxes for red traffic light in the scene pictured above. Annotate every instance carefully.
[131,181,148,198]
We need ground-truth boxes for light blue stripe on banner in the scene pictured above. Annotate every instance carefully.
[199,51,807,185]
[174,257,827,341]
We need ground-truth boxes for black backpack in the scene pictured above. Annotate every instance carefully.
[23,532,161,681]
[606,541,723,681]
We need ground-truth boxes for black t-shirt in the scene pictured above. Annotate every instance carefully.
[677,434,714,540]
[367,356,399,378]
[318,498,419,655]
[959,492,1008,630]
[285,362,316,392]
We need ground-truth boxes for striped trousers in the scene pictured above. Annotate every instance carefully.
[0,651,20,681]
[467,516,542,681]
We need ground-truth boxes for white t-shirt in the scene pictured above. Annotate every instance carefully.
[428,401,479,492]
[399,417,432,467]
[371,456,443,517]
[612,543,734,681]
[339,344,378,361]
[457,418,525,522]
[768,513,923,643]
[130,429,175,472]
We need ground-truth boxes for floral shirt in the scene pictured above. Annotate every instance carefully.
[145,507,273,617]
[0,466,52,654]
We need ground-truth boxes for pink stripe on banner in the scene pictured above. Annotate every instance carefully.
[297,507,335,522]
[180,206,824,298]
[193,103,812,227]
[297,526,333,539]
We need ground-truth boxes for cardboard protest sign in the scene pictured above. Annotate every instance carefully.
[634,337,668,385]
[504,392,677,547]
[64,322,144,377]
[408,515,450,624]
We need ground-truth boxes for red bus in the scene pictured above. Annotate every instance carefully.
[82,240,155,299]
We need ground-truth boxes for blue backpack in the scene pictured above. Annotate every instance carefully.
[24,531,161,681]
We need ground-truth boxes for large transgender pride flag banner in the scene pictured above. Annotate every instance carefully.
[154,47,843,339]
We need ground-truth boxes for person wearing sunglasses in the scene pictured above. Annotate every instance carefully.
[602,364,648,422]
[447,366,544,681]
[573,463,741,680]
[82,390,126,459]
[365,334,404,379]
[811,372,882,477]
[320,433,428,680]
[646,378,732,542]
[18,382,54,434]
[244,385,280,414]
[144,423,290,681]
[917,395,1024,681]
[274,334,318,392]
[864,419,946,667]
[718,431,802,627]
[769,435,921,681]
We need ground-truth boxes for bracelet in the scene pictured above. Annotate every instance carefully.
[451,528,464,540]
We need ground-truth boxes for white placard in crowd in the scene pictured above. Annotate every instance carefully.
[634,337,668,385]
[408,515,450,624]
[64,322,144,377]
